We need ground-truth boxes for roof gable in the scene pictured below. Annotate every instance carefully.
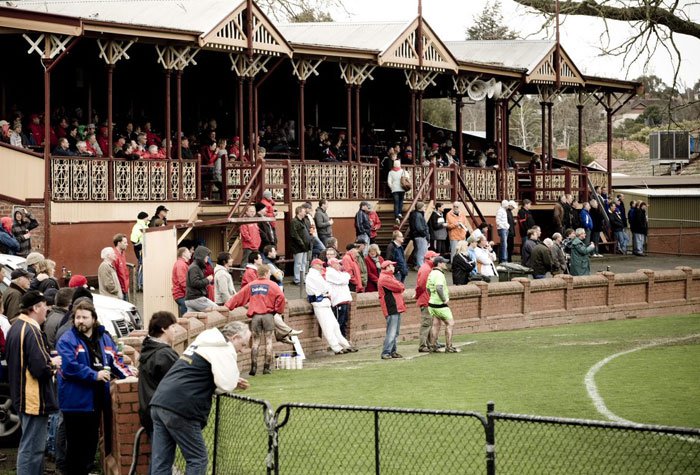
[199,1,291,56]
[379,17,457,72]
[527,45,584,86]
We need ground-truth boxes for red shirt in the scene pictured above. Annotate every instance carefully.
[113,247,129,294]
[261,197,276,228]
[240,223,261,251]
[378,269,406,317]
[225,278,285,317]
[415,261,435,308]
[171,258,189,299]
[98,136,109,157]
[369,211,382,239]
[341,252,363,293]
[364,254,384,293]
[241,266,257,288]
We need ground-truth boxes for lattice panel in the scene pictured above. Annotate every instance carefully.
[90,160,108,201]
[535,175,544,202]
[589,171,607,192]
[571,175,580,201]
[114,161,131,200]
[350,165,360,199]
[131,161,149,200]
[169,162,180,200]
[226,167,253,202]
[549,174,566,202]
[304,164,321,200]
[70,159,90,201]
[462,169,475,200]
[360,165,376,199]
[150,162,167,201]
[290,165,302,200]
[51,158,71,200]
[436,168,452,201]
[506,169,517,201]
[182,162,197,200]
[265,167,286,201]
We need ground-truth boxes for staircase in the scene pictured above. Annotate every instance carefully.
[373,203,399,251]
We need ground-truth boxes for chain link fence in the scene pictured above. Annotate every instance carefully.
[168,396,700,474]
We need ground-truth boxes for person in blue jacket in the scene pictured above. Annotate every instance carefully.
[580,202,594,245]
[56,299,133,475]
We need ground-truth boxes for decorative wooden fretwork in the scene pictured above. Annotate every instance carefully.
[23,33,72,60]
[461,168,497,201]
[291,58,324,81]
[360,165,376,199]
[436,168,452,201]
[227,166,254,202]
[155,45,199,71]
[230,53,271,78]
[339,63,376,86]
[404,70,438,92]
[506,170,517,201]
[199,3,292,57]
[379,18,457,72]
[588,171,608,192]
[528,46,584,86]
[97,39,134,66]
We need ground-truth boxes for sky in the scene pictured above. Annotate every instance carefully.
[328,0,700,89]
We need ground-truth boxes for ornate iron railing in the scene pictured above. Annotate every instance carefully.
[50,156,198,202]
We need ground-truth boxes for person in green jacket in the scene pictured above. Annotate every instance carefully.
[427,256,460,353]
[570,228,596,276]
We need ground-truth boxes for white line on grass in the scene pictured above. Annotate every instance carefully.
[584,334,700,424]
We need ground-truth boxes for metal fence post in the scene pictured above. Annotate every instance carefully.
[374,410,381,475]
[212,395,221,474]
[486,401,496,475]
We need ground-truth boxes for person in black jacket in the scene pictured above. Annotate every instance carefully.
[451,240,474,285]
[506,200,516,262]
[608,203,626,254]
[589,199,605,257]
[138,311,179,435]
[408,202,430,271]
[11,208,39,258]
[354,202,372,242]
[517,199,536,244]
[631,201,648,256]
[184,246,217,312]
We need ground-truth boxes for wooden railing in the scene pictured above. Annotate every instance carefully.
[517,168,608,204]
[49,156,199,202]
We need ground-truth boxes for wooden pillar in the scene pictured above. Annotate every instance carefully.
[43,57,53,256]
[247,77,254,159]
[455,95,463,164]
[299,80,306,162]
[87,82,92,126]
[164,69,171,159]
[606,106,613,193]
[577,104,584,171]
[410,90,417,164]
[485,98,495,146]
[547,102,554,170]
[346,84,353,162]
[176,70,182,160]
[354,85,361,163]
[107,64,114,158]
[237,77,244,155]
[417,90,424,162]
[540,101,546,168]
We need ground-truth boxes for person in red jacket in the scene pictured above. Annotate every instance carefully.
[241,252,262,288]
[240,205,262,266]
[341,247,363,293]
[143,121,162,147]
[378,260,406,360]
[364,244,384,292]
[260,191,277,229]
[28,114,43,146]
[171,247,191,316]
[112,233,130,301]
[368,206,382,244]
[415,250,440,352]
[225,265,285,376]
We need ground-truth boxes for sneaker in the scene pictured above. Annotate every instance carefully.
[289,329,303,336]
[445,346,461,353]
[345,347,359,353]
[391,352,403,358]
[335,349,347,355]
[418,347,432,353]
[436,342,446,349]
[263,366,272,375]
[381,354,393,360]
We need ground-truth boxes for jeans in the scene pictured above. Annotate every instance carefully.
[392,191,405,219]
[17,413,49,475]
[413,237,428,270]
[185,296,217,312]
[584,228,592,246]
[615,230,627,253]
[498,228,509,262]
[175,297,187,317]
[150,406,208,475]
[591,230,601,254]
[633,233,646,254]
[312,235,326,259]
[449,240,459,263]
[381,313,402,356]
[293,252,307,284]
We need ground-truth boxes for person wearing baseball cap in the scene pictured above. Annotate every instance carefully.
[149,205,169,228]
[3,268,31,322]
[6,290,61,474]
[414,250,440,353]
[427,256,460,353]
[378,260,406,360]
[305,259,356,354]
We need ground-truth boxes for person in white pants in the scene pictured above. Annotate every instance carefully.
[305,259,358,355]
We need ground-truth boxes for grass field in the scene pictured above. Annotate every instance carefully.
[245,313,700,427]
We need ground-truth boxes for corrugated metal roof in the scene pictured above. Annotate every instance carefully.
[2,0,241,34]
[445,40,554,72]
[616,188,700,197]
[276,21,409,52]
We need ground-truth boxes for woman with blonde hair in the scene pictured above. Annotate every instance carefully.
[364,244,384,292]
[451,241,474,285]
[30,259,59,293]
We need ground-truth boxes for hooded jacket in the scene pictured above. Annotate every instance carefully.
[378,269,406,317]
[0,217,19,254]
[2,282,26,322]
[11,210,39,257]
[149,328,240,427]
[186,247,211,301]
[137,336,178,432]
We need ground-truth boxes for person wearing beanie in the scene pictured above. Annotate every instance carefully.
[3,268,31,322]
[25,251,45,277]
[131,211,149,292]
[6,290,61,474]
[0,216,19,255]
[68,274,88,288]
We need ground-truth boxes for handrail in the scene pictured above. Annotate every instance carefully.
[398,164,434,231]
[455,168,486,228]
[225,159,264,220]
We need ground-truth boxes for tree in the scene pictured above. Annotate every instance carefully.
[467,0,520,40]
[257,0,342,22]
[512,1,700,89]
[509,96,540,149]
[423,99,455,130]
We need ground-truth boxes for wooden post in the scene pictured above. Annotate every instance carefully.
[455,95,463,164]
[577,104,583,171]
[176,70,182,160]
[540,101,546,168]
[107,64,114,158]
[410,90,416,164]
[346,84,353,162]
[354,85,361,162]
[299,80,306,162]
[417,90,424,162]
[547,102,554,170]
[164,69,171,159]
[606,105,613,193]
[238,77,244,156]
[248,77,255,159]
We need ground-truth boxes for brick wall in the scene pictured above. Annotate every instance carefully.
[108,266,700,474]
[0,198,46,255]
